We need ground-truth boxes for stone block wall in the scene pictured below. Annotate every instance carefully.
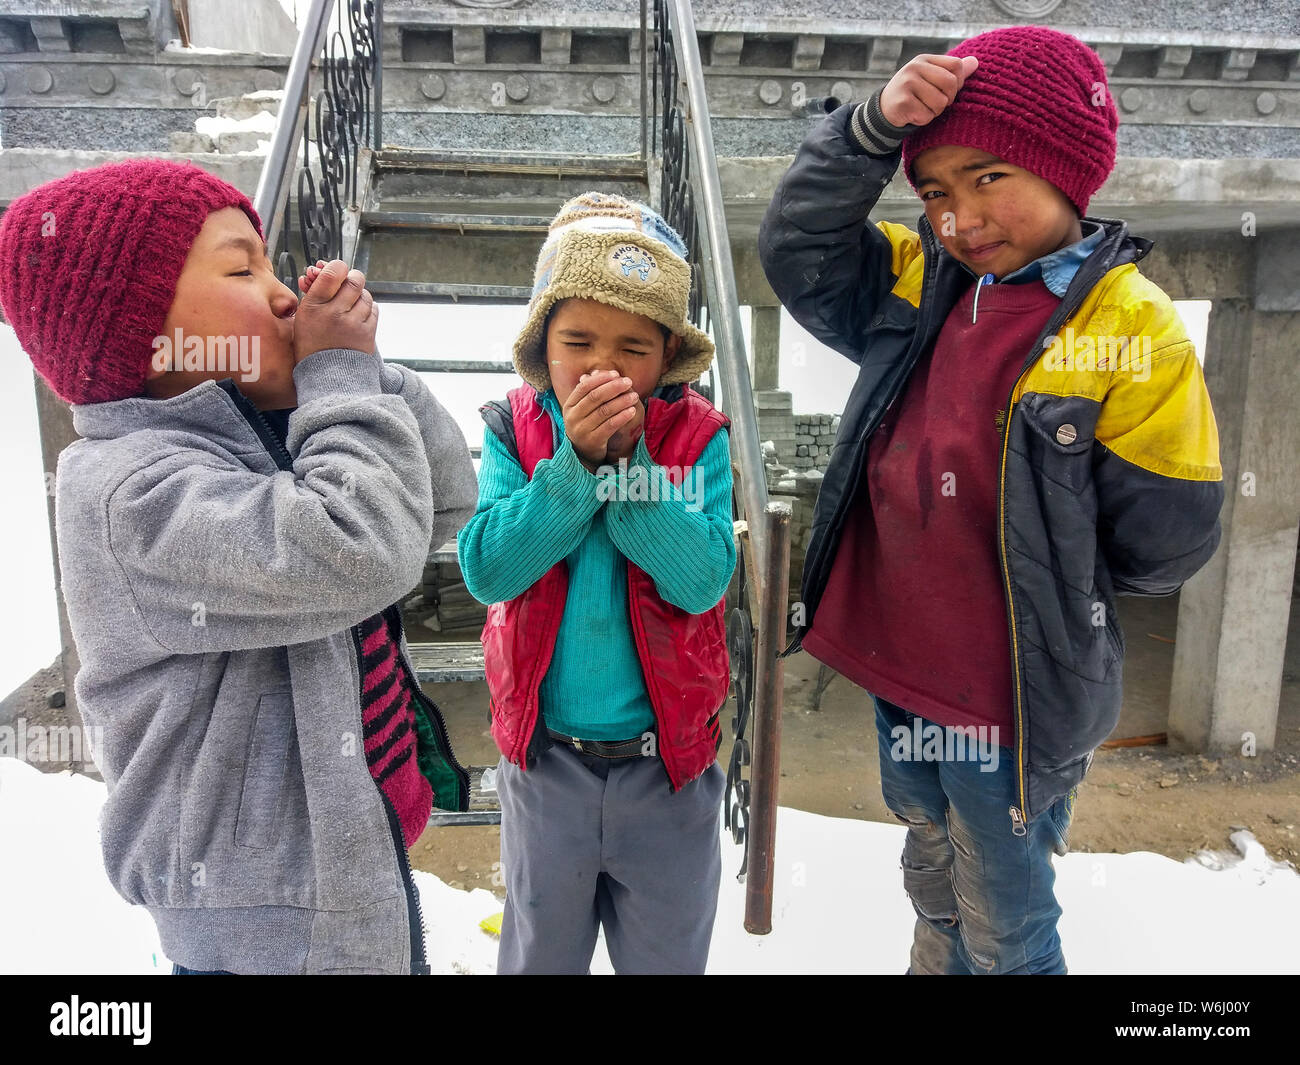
[792,413,840,471]
[754,389,794,465]
[770,476,822,607]
[753,394,841,603]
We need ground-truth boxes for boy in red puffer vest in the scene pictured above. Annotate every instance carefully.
[458,192,737,974]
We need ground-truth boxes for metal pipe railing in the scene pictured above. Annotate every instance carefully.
[253,0,336,255]
[745,501,791,934]
[373,0,384,153]
[639,0,649,163]
[658,0,788,935]
[664,0,770,578]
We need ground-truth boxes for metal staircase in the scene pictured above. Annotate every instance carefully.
[254,0,790,931]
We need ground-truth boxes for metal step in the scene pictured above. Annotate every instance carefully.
[377,148,646,181]
[429,539,458,565]
[407,640,485,683]
[385,356,516,374]
[428,764,501,827]
[361,210,551,233]
[366,280,533,303]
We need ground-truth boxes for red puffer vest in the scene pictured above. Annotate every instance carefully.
[479,383,731,790]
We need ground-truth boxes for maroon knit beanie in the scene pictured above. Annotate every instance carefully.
[0,158,262,405]
[900,26,1119,216]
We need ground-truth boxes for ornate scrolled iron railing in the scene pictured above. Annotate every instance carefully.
[253,0,378,288]
[651,3,705,334]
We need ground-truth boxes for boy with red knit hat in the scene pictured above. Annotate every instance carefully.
[0,158,478,973]
[760,26,1223,973]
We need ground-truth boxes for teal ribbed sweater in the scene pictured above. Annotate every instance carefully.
[457,388,736,739]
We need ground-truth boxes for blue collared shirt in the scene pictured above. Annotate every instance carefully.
[966,220,1105,296]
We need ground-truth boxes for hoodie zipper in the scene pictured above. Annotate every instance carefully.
[221,380,430,975]
[219,380,295,470]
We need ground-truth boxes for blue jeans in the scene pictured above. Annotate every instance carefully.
[874,696,1074,975]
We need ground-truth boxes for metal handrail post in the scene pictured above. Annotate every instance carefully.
[665,0,769,577]
[253,0,335,252]
[745,501,791,934]
[373,0,384,152]
[639,0,648,164]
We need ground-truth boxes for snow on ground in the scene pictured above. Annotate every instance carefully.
[2,757,1296,975]
[195,111,277,139]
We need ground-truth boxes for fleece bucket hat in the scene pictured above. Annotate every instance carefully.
[512,191,715,393]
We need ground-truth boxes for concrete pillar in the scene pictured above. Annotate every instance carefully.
[186,0,298,54]
[32,371,81,721]
[1168,242,1300,751]
[750,305,780,392]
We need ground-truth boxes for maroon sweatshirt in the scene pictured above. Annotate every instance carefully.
[803,278,1060,743]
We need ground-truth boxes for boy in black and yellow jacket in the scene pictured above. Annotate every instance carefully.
[759,26,1222,974]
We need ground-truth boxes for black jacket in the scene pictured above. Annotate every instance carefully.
[758,104,1224,824]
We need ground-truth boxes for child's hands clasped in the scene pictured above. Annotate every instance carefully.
[562,370,644,472]
[603,395,645,465]
[880,54,979,128]
[293,258,378,363]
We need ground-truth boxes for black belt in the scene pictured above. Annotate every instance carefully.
[547,728,649,759]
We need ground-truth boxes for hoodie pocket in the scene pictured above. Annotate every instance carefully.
[235,692,294,850]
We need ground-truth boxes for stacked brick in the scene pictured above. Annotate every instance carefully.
[792,413,840,471]
[754,390,795,466]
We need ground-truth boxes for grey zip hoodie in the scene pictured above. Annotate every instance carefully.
[53,347,478,974]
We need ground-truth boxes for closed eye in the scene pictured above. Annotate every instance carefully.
[229,269,253,277]
[922,171,1007,200]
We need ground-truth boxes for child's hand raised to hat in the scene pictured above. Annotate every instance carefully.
[293,258,378,362]
[880,54,979,128]
[562,370,643,473]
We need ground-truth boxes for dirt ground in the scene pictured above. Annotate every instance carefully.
[5,593,1297,902]
[405,591,1300,896]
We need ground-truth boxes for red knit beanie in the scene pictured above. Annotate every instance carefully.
[0,158,262,405]
[900,26,1119,216]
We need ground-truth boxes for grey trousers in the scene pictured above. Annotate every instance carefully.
[495,740,725,975]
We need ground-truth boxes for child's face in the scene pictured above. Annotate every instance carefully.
[911,145,1083,279]
[545,297,680,406]
[145,207,300,410]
